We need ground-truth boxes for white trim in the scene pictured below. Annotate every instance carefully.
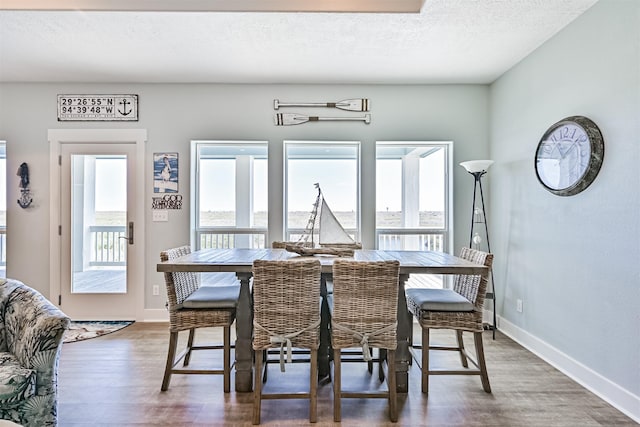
[498,316,640,423]
[0,0,426,13]
[48,129,147,321]
[143,309,170,322]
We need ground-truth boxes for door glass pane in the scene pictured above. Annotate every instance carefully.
[71,155,127,293]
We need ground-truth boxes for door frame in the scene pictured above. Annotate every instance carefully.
[49,129,147,320]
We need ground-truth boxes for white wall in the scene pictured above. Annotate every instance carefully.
[0,83,489,310]
[490,0,639,419]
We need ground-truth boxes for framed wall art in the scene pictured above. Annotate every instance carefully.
[153,152,178,193]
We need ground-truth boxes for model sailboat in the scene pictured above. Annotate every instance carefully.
[285,183,361,257]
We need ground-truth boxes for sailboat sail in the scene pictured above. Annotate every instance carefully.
[318,198,356,246]
[287,184,359,256]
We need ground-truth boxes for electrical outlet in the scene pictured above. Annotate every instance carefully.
[516,299,523,313]
[153,285,160,296]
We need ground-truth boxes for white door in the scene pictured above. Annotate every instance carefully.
[51,131,145,320]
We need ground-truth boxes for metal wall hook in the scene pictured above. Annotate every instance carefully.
[18,190,33,209]
[17,162,33,208]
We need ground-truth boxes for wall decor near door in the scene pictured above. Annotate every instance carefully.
[275,112,371,126]
[152,194,183,210]
[17,162,33,208]
[274,98,370,112]
[57,94,139,121]
[153,152,178,193]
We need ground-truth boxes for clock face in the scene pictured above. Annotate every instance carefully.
[535,116,604,196]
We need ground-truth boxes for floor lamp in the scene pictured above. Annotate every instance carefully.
[460,160,497,339]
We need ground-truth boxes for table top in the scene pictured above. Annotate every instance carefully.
[157,248,488,276]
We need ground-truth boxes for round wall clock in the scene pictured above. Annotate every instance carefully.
[534,115,604,196]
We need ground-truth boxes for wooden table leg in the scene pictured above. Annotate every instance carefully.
[235,272,253,392]
[395,274,411,392]
[318,274,331,381]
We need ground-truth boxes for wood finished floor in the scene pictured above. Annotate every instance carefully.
[58,322,636,426]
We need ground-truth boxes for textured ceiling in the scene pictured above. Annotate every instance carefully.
[0,0,598,84]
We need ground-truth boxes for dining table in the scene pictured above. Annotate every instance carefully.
[156,248,489,393]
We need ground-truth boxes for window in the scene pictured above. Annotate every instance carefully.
[284,141,360,243]
[376,141,451,252]
[192,141,268,249]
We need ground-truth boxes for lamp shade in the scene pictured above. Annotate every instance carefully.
[460,160,494,173]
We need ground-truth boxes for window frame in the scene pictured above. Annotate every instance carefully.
[283,140,361,243]
[0,141,5,276]
[190,140,269,250]
[375,140,453,253]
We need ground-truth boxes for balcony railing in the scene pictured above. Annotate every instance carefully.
[286,229,358,246]
[89,225,126,266]
[197,228,267,249]
[376,229,446,252]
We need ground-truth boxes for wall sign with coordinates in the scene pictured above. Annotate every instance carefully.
[57,94,138,121]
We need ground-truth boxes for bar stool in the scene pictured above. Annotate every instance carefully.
[405,247,493,394]
[160,246,239,392]
[252,258,321,424]
[330,259,400,423]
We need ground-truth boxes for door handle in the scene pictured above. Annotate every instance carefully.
[118,222,134,245]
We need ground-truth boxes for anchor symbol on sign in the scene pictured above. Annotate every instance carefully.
[118,99,132,116]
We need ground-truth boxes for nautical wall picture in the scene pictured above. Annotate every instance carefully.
[153,152,178,193]
[57,94,138,121]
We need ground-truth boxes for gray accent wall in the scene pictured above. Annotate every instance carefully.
[490,0,639,408]
[0,83,489,310]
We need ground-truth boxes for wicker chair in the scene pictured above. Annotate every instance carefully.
[405,247,493,394]
[331,259,400,423]
[252,258,322,424]
[261,241,317,382]
[160,246,239,392]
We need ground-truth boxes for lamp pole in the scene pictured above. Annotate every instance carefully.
[462,161,497,339]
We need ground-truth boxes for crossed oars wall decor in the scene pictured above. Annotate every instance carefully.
[274,98,369,112]
[275,113,370,126]
[273,98,371,126]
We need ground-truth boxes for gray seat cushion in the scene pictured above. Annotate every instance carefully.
[405,288,474,313]
[181,285,240,309]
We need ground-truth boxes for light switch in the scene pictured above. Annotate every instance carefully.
[152,210,169,222]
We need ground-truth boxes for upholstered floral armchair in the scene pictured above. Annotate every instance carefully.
[0,279,70,427]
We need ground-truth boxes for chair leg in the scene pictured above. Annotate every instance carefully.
[310,348,318,423]
[456,330,469,368]
[184,328,195,366]
[333,349,342,422]
[378,348,386,382]
[474,331,491,393]
[387,349,397,422]
[224,326,231,393]
[262,350,269,383]
[421,327,430,394]
[253,349,263,424]
[367,347,374,373]
[161,331,179,391]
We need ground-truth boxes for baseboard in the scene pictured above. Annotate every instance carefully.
[143,309,169,322]
[498,316,640,423]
